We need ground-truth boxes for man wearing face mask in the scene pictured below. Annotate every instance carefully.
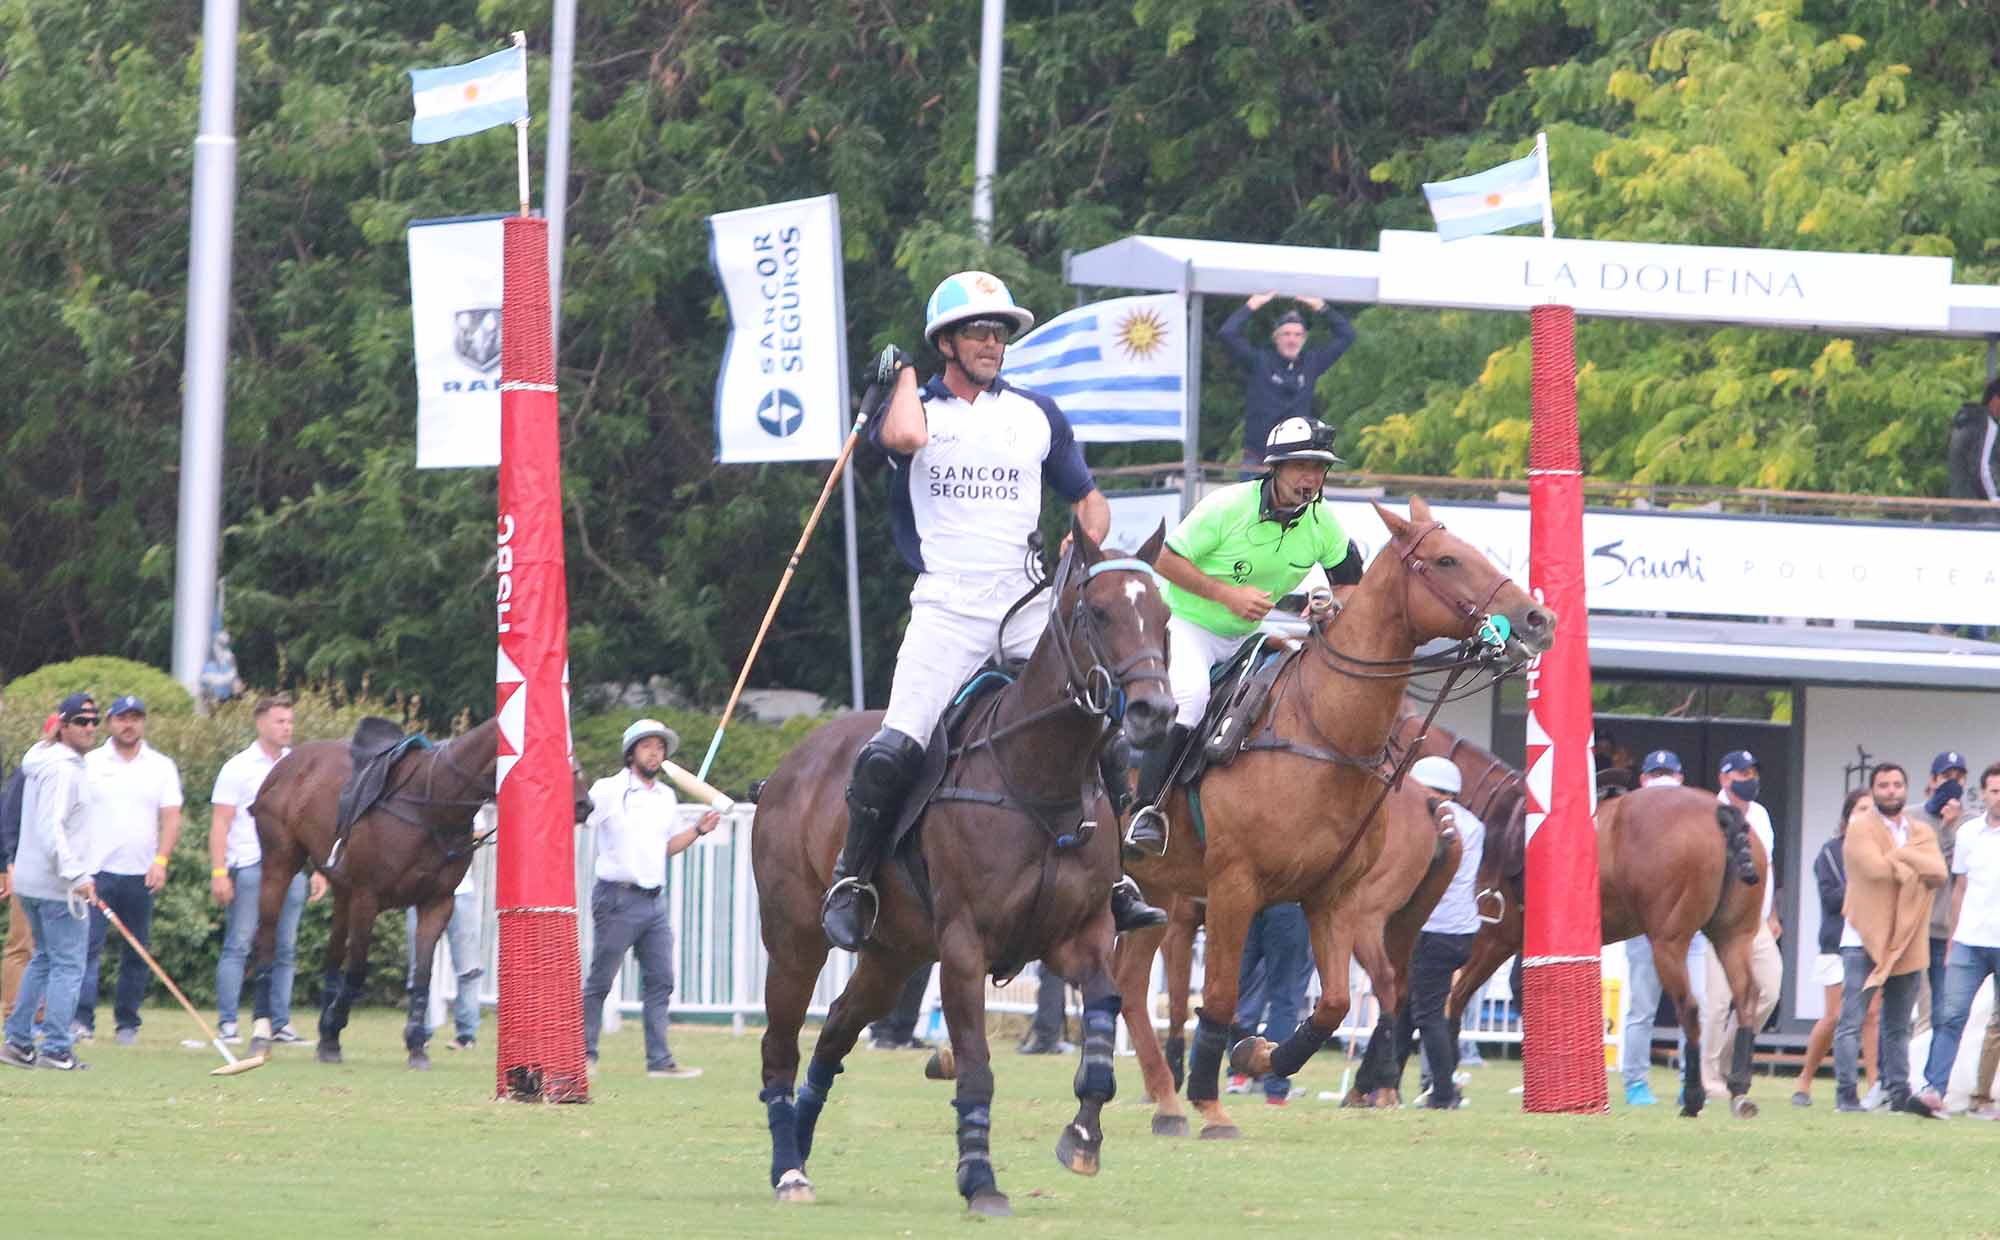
[1835,762,1948,1116]
[1700,750,1784,1101]
[1911,751,1967,1035]
[1617,750,1708,1105]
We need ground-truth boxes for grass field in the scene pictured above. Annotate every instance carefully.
[2,1008,1995,1238]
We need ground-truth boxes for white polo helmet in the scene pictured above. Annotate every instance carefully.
[923,271,1035,347]
[1262,416,1343,466]
[622,718,680,762]
[1410,755,1462,796]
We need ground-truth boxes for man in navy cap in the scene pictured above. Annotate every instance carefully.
[1700,749,1783,1104]
[1912,750,1968,1039]
[76,695,183,1045]
[1619,748,1697,1105]
[1218,292,1357,476]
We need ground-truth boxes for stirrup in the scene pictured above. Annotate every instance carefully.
[820,875,880,950]
[1124,804,1169,857]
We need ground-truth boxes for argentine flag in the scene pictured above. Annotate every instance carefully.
[1422,137,1552,242]
[1001,293,1186,444]
[409,47,528,144]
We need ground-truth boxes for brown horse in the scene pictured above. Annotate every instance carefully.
[246,717,590,1068]
[1437,729,1768,1118]
[1115,497,1554,1139]
[751,523,1172,1216]
[1129,781,1462,1117]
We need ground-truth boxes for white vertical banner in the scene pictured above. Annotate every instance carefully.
[707,194,847,463]
[408,214,505,468]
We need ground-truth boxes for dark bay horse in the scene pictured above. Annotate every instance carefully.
[1432,723,1768,1117]
[246,717,590,1068]
[751,523,1172,1216]
[1116,497,1555,1139]
[1126,781,1462,1118]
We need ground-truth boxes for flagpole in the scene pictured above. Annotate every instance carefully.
[513,31,531,216]
[1536,131,1554,242]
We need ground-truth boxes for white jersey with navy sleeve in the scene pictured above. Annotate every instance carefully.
[880,376,1095,574]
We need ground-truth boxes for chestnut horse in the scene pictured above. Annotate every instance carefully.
[751,524,1172,1216]
[246,717,590,1067]
[1131,781,1463,1116]
[1433,723,1769,1117]
[1116,497,1555,1139]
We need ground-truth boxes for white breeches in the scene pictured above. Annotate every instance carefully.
[882,571,1047,745]
[1167,614,1250,727]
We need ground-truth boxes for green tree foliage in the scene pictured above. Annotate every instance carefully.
[3,1,1995,722]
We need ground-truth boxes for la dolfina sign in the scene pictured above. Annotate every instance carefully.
[1377,230,1954,333]
[1326,500,2000,629]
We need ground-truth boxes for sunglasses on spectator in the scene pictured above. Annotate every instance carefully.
[71,717,100,727]
[954,321,1012,344]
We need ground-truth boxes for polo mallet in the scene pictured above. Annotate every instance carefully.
[95,899,267,1077]
[694,376,887,781]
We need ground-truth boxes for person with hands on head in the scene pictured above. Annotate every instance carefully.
[1218,291,1357,476]
[1912,750,1968,1032]
[820,270,1166,953]
[0,694,102,1071]
[582,719,720,1079]
[1124,417,1361,853]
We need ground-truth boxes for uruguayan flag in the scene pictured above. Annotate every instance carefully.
[1422,138,1551,242]
[1002,293,1186,444]
[408,47,528,144]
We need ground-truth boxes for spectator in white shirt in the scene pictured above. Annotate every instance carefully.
[1380,756,1485,1110]
[1702,749,1783,1098]
[208,695,324,1044]
[582,720,719,1079]
[1917,762,2000,1115]
[75,696,183,1044]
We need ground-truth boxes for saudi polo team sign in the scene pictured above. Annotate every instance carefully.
[707,194,850,463]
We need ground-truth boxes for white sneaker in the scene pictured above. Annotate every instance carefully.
[217,1021,242,1045]
[1861,1081,1886,1111]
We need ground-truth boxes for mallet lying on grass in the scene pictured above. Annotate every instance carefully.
[96,900,267,1077]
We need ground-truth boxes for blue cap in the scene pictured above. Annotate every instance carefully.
[57,692,98,722]
[1933,751,1968,777]
[1640,749,1682,775]
[108,695,147,717]
[1719,750,1757,776]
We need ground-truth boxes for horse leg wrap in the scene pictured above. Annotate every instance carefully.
[953,1098,998,1201]
[762,1090,804,1187]
[1267,1014,1337,1080]
[1727,1026,1756,1097]
[1072,997,1121,1103]
[317,972,345,1037]
[1165,1033,1187,1092]
[1184,1011,1231,1103]
[794,1057,840,1164]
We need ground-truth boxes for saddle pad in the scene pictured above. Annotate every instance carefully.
[336,722,433,837]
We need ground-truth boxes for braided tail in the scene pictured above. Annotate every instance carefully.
[1717,804,1759,885]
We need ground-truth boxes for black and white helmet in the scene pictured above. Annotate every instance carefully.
[1262,417,1343,466]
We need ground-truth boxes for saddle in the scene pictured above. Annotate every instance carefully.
[331,717,432,865]
[1167,635,1303,790]
[887,663,1023,862]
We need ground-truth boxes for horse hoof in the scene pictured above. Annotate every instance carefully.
[1227,1036,1273,1078]
[773,1170,815,1204]
[1730,1096,1758,1119]
[1372,1089,1402,1109]
[924,1048,957,1081]
[316,1044,343,1065]
[1679,1100,1703,1119]
[967,1191,1012,1218]
[1340,1089,1372,1109]
[1197,1123,1241,1141]
[1055,1122,1101,1177]
[408,1053,432,1072]
[1151,1114,1190,1138]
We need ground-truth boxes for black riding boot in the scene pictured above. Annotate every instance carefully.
[1124,723,1190,856]
[822,729,926,951]
[1110,876,1168,932]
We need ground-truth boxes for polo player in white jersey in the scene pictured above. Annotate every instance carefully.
[820,271,1168,951]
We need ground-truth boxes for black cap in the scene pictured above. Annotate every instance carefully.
[1274,310,1306,328]
[58,692,98,723]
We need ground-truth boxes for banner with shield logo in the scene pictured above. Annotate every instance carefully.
[408,213,507,468]
[707,194,849,462]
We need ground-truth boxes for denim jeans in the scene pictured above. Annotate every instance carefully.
[1236,902,1312,1100]
[582,881,677,1070]
[1924,941,2000,1094]
[216,864,306,1029]
[1835,947,1919,1106]
[3,895,90,1057]
[1620,934,1705,1087]
[403,888,482,1042]
[76,871,153,1033]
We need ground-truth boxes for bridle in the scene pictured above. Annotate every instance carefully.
[1312,520,1518,682]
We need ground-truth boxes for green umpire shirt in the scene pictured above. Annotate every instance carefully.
[1162,480,1351,639]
